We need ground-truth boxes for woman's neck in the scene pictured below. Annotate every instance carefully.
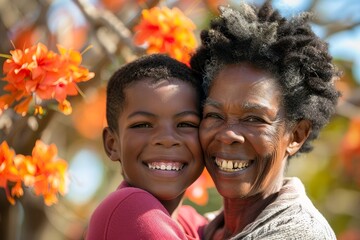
[221,192,278,238]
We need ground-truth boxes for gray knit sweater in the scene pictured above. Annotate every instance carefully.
[206,177,336,240]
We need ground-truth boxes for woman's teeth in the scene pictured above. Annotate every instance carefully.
[147,162,184,171]
[215,158,251,172]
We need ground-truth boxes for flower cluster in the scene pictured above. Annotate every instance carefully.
[0,43,95,116]
[0,140,68,206]
[134,7,197,65]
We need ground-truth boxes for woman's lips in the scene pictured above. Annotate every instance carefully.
[214,157,254,172]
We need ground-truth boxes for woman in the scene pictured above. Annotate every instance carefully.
[190,1,340,239]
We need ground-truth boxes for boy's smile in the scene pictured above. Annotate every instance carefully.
[104,78,204,201]
[147,161,184,171]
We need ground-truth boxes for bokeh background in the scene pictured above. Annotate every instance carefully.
[0,0,359,239]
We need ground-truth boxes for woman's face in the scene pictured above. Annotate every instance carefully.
[200,63,293,199]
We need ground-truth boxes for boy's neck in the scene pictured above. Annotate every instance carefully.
[160,195,184,220]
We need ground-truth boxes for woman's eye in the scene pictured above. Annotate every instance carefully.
[244,116,265,123]
[130,123,152,128]
[204,112,223,119]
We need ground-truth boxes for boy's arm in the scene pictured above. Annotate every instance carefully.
[86,189,187,240]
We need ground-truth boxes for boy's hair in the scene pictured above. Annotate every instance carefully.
[190,1,341,155]
[106,54,204,131]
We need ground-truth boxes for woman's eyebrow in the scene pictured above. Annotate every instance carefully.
[204,98,271,111]
[241,102,271,111]
[203,98,221,108]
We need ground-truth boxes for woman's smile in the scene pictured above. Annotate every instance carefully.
[214,157,254,172]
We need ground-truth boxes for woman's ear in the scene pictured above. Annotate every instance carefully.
[103,127,120,162]
[286,120,312,156]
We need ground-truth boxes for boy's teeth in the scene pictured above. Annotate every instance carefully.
[147,162,184,171]
[215,158,251,172]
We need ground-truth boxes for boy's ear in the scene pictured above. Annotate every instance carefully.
[103,127,120,162]
[286,120,312,156]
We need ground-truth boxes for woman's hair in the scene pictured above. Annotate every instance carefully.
[190,0,341,154]
[106,54,204,131]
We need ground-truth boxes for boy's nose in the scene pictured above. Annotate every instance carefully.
[153,127,181,147]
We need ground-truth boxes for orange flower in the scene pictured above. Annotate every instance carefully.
[27,140,69,206]
[185,169,214,206]
[1,140,69,206]
[1,43,94,116]
[13,154,36,187]
[134,7,197,65]
[0,141,22,205]
[58,99,72,115]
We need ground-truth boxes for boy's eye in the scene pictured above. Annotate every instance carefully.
[130,123,152,128]
[178,122,199,128]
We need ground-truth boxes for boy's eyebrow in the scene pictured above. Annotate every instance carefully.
[128,111,155,119]
[128,110,200,119]
[175,110,201,118]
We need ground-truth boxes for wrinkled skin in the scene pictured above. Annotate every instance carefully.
[200,63,310,239]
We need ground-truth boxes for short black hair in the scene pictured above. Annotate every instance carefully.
[190,1,341,155]
[106,54,204,131]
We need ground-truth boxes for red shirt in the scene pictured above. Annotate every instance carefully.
[86,181,207,240]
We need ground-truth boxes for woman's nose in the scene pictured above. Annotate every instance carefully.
[215,124,245,145]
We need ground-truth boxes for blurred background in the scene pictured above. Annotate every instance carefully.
[0,0,359,239]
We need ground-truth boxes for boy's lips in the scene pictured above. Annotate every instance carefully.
[146,161,184,171]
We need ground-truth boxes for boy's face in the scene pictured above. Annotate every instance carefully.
[104,78,204,201]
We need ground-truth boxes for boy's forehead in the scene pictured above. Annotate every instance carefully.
[121,77,199,111]
[128,78,191,92]
[126,77,193,91]
[121,77,199,108]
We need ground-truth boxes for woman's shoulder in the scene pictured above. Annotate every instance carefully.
[237,202,336,240]
[236,178,336,239]
[254,177,336,239]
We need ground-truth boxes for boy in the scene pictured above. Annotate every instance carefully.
[86,54,207,239]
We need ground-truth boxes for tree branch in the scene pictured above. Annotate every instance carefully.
[72,0,143,55]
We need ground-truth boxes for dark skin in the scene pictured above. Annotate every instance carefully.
[103,78,204,219]
[213,193,278,239]
[200,63,311,239]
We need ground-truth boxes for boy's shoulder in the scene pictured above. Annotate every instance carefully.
[178,205,208,239]
[86,182,189,239]
[97,181,166,213]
